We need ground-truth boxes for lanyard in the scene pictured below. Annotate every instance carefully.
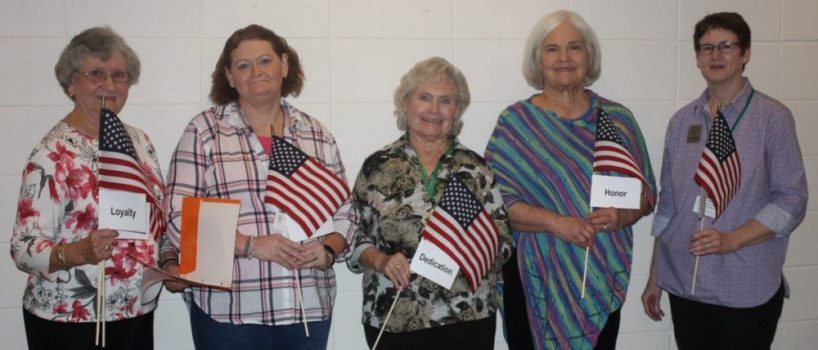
[731,89,754,130]
[416,141,455,200]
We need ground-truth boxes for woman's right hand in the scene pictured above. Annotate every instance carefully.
[641,275,665,321]
[73,229,119,265]
[252,233,305,270]
[376,252,410,289]
[551,215,595,248]
[161,261,188,293]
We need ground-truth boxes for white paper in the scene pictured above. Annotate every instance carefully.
[275,211,334,242]
[692,195,716,218]
[410,240,460,290]
[590,174,642,209]
[181,201,240,288]
[98,189,148,240]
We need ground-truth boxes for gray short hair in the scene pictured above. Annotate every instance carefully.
[394,57,470,136]
[54,26,141,98]
[522,10,601,89]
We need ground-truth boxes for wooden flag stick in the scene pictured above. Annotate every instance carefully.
[372,288,402,350]
[580,246,590,299]
[294,270,310,337]
[691,187,707,295]
[96,261,106,347]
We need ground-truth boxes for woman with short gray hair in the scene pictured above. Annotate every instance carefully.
[11,26,163,349]
[348,56,512,349]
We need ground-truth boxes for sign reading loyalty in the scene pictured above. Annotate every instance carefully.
[590,174,642,209]
[98,188,148,240]
[410,239,460,290]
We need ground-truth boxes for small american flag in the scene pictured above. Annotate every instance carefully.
[592,108,654,207]
[592,108,648,184]
[264,136,350,237]
[98,108,165,239]
[694,110,741,219]
[420,174,500,292]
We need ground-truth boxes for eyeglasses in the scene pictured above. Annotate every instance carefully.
[697,41,740,56]
[80,70,131,84]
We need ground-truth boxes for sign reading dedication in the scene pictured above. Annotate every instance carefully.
[410,239,460,289]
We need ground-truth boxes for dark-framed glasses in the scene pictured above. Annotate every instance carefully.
[81,69,131,84]
[697,41,739,56]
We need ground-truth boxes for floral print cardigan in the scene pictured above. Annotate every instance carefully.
[348,135,512,332]
[11,121,163,322]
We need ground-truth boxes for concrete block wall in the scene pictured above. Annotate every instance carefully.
[1,1,815,349]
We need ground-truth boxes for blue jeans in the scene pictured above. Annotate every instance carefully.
[188,302,331,350]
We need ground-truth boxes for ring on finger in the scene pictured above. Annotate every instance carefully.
[395,262,402,268]
[604,223,608,231]
[104,243,111,252]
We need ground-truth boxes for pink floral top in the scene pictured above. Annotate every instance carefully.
[10,121,164,322]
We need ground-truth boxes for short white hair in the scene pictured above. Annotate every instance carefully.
[522,10,601,90]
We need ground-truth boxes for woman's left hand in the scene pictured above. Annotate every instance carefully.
[587,207,632,232]
[689,229,736,256]
[299,239,333,270]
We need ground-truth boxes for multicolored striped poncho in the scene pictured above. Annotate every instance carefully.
[484,91,656,349]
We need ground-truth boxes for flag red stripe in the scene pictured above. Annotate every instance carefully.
[426,211,487,273]
[291,166,341,214]
[266,180,322,234]
[303,159,349,204]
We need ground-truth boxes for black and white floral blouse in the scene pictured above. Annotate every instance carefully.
[348,134,512,332]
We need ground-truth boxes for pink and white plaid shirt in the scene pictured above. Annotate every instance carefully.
[163,100,354,325]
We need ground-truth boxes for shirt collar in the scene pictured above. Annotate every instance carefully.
[219,99,308,132]
[695,77,753,120]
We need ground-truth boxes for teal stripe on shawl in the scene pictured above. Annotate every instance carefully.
[485,92,656,349]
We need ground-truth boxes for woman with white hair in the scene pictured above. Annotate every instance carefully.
[348,56,512,349]
[484,10,656,349]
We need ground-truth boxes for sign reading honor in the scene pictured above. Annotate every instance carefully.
[590,174,642,209]
[98,188,148,239]
[411,240,459,289]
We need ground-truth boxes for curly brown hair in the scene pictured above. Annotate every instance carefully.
[209,24,304,105]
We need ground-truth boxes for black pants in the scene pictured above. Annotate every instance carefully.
[363,314,496,350]
[669,280,785,350]
[503,251,621,350]
[23,308,154,350]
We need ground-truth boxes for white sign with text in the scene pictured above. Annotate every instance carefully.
[98,189,148,240]
[590,174,642,209]
[410,240,460,290]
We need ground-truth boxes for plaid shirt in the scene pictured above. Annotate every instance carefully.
[163,100,354,325]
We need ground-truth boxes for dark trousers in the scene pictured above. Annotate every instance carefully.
[23,308,154,350]
[503,251,621,350]
[363,314,496,350]
[188,301,331,350]
[669,280,785,350]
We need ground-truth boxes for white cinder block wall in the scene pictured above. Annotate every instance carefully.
[1,0,816,349]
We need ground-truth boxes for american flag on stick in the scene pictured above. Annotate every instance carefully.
[264,136,350,238]
[420,175,500,292]
[98,107,165,239]
[592,107,654,211]
[593,108,648,185]
[694,109,741,219]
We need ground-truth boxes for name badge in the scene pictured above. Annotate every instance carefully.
[590,174,642,209]
[98,189,148,240]
[272,210,334,242]
[692,195,716,218]
[410,239,459,290]
[686,124,702,143]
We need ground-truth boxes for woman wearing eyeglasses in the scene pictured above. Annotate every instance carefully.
[10,27,163,349]
[641,12,807,350]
